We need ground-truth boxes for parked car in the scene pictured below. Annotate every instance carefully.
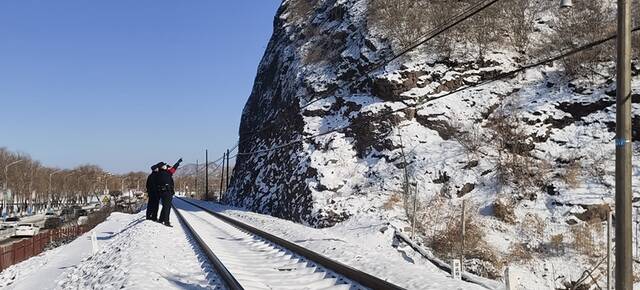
[1,222,16,228]
[5,216,20,223]
[3,216,20,228]
[60,208,74,216]
[77,216,89,226]
[0,224,15,231]
[0,224,16,237]
[43,217,63,229]
[76,209,88,217]
[14,224,39,237]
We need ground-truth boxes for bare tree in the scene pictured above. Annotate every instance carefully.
[368,0,431,51]
[0,147,158,213]
[501,0,550,54]
[286,0,317,24]
[550,0,616,78]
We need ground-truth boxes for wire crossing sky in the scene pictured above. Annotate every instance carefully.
[0,0,281,173]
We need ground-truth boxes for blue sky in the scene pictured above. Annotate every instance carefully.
[0,0,281,173]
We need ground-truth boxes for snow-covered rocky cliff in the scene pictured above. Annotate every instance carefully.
[228,0,640,287]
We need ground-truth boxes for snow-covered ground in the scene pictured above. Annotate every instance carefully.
[0,213,135,289]
[185,198,494,290]
[0,210,224,290]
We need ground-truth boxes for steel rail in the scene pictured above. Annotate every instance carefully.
[172,203,244,290]
[175,197,406,290]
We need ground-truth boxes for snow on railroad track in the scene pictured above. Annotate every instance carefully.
[173,198,365,290]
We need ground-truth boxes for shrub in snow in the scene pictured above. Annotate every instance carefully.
[570,222,605,259]
[547,234,565,255]
[507,242,534,263]
[550,0,616,78]
[492,198,516,224]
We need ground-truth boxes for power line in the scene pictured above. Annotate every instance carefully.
[228,143,239,153]
[206,156,225,166]
[236,27,639,157]
[194,143,237,172]
[207,162,223,173]
[236,0,502,147]
[302,0,500,109]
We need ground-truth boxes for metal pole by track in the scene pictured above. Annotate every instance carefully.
[608,212,613,290]
[195,159,199,199]
[205,150,209,201]
[615,0,633,288]
[219,153,225,200]
[226,149,230,190]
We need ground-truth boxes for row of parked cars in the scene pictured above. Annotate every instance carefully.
[0,217,40,237]
[0,204,100,238]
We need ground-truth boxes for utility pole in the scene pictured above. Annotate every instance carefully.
[560,1,634,286]
[121,177,128,194]
[615,0,633,288]
[607,212,613,290]
[62,172,74,206]
[195,159,198,198]
[411,185,417,239]
[636,207,639,259]
[104,173,110,194]
[4,159,24,190]
[48,169,62,211]
[205,150,209,200]
[398,132,409,200]
[4,159,25,216]
[73,173,86,205]
[226,149,230,190]
[220,152,225,199]
[48,170,62,196]
[461,199,466,274]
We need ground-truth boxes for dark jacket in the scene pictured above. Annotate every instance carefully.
[155,159,181,194]
[146,171,159,195]
[156,170,175,194]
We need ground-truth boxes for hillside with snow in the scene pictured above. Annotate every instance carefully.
[228,0,640,288]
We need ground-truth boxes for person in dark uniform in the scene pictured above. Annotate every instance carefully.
[145,162,163,221]
[158,158,182,227]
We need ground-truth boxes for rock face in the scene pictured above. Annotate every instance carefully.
[228,0,640,228]
[228,0,386,226]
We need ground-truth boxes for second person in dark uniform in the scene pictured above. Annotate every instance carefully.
[145,162,163,221]
[157,158,182,227]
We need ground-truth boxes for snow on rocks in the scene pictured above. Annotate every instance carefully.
[230,0,640,287]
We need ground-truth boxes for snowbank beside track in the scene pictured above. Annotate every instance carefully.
[1,210,224,290]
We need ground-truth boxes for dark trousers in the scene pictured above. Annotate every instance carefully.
[159,191,173,224]
[146,192,160,220]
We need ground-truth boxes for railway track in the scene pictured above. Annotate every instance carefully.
[172,197,405,290]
